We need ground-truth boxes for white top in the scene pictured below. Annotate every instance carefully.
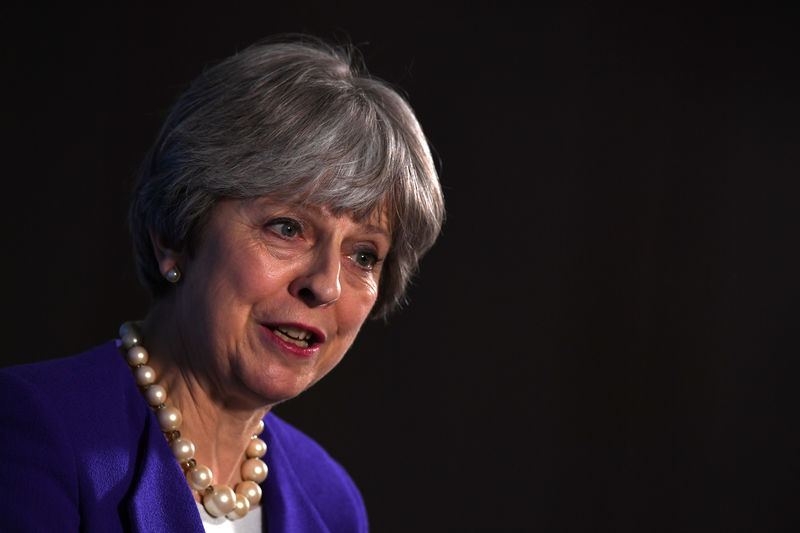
[196,503,263,533]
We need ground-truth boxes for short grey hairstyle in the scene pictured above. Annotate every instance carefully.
[129,36,444,318]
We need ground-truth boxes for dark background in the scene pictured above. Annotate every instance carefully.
[1,5,797,532]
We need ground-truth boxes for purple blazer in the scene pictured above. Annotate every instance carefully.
[0,341,368,532]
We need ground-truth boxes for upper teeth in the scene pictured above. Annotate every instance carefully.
[276,325,311,341]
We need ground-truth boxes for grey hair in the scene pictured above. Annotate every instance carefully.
[129,35,444,318]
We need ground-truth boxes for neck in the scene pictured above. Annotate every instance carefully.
[140,303,270,490]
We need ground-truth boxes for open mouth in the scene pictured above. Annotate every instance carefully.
[267,324,319,349]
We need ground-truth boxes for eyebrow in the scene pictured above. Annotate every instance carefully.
[251,198,392,238]
[360,223,391,238]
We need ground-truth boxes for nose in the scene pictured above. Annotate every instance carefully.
[288,245,342,307]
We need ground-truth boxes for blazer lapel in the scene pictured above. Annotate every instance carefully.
[125,410,205,533]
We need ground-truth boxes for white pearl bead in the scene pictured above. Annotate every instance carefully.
[203,484,236,517]
[121,330,140,349]
[126,346,149,366]
[134,365,156,386]
[156,406,182,431]
[246,438,267,458]
[241,458,268,483]
[125,345,150,366]
[143,384,166,406]
[119,321,135,338]
[119,322,140,343]
[235,480,262,506]
[119,321,270,523]
[186,464,213,490]
[170,437,195,462]
[165,267,181,283]
[226,493,250,520]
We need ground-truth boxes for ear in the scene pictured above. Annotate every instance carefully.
[149,227,184,280]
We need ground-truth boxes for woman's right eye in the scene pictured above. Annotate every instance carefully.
[266,219,302,238]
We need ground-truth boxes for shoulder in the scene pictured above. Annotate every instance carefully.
[0,342,156,529]
[0,341,136,529]
[0,340,135,407]
[263,413,369,532]
[0,338,151,456]
[0,339,152,452]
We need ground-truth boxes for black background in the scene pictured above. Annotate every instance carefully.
[1,5,797,532]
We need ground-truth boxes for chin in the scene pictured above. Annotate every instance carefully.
[235,369,317,408]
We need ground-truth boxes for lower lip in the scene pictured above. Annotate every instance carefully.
[260,325,320,358]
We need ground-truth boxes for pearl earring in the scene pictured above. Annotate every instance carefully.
[165,266,181,283]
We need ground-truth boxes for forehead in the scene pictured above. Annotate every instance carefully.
[349,205,392,237]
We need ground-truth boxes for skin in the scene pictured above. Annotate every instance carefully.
[142,197,391,491]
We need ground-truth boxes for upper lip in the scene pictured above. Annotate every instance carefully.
[263,322,326,344]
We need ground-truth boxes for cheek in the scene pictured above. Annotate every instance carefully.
[338,287,379,339]
[223,247,295,298]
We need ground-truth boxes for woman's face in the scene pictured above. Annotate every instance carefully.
[169,197,391,408]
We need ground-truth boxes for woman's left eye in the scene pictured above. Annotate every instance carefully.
[351,250,379,270]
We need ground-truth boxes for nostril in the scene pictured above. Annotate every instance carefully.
[298,287,315,305]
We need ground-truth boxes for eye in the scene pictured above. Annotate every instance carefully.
[266,218,302,238]
[350,249,380,270]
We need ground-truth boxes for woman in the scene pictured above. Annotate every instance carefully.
[0,36,443,532]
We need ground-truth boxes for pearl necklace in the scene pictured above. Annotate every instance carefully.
[119,321,268,520]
